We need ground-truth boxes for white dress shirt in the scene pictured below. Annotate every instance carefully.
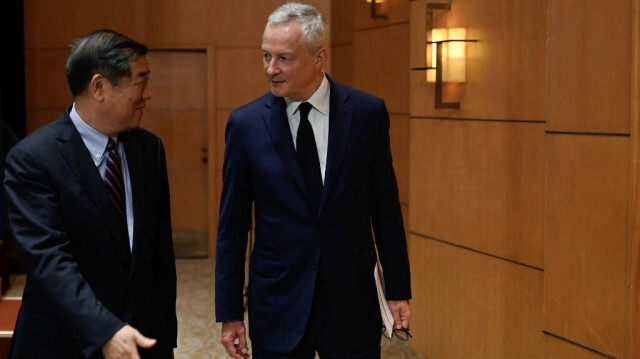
[285,74,330,183]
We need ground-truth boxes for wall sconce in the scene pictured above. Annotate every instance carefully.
[412,3,477,109]
[366,0,388,19]
[426,27,467,83]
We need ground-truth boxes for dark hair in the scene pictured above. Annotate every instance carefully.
[65,29,148,96]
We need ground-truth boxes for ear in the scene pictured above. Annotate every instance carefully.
[89,74,107,102]
[315,47,328,70]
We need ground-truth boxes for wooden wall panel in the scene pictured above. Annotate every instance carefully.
[145,51,207,111]
[24,49,72,111]
[215,48,269,110]
[547,0,632,134]
[330,0,354,86]
[409,0,546,121]
[354,0,410,30]
[331,0,354,46]
[144,0,213,46]
[545,334,613,359]
[353,24,410,114]
[24,0,146,48]
[409,234,544,358]
[409,119,545,267]
[212,0,332,48]
[630,2,640,357]
[328,45,353,86]
[545,134,629,358]
[141,111,206,170]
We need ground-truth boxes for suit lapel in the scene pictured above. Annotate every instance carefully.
[262,95,311,202]
[57,113,131,267]
[56,114,112,213]
[318,79,353,216]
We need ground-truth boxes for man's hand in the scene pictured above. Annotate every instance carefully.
[388,300,411,330]
[102,325,156,359]
[221,320,250,358]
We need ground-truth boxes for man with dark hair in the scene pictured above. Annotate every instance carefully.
[4,29,177,358]
[215,3,411,358]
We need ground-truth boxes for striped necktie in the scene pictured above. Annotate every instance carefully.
[104,138,126,225]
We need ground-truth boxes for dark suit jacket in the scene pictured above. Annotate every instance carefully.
[3,108,177,358]
[215,76,411,352]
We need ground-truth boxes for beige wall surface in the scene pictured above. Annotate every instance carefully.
[22,0,640,357]
[406,0,638,357]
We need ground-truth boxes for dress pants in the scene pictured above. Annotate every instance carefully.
[252,273,381,359]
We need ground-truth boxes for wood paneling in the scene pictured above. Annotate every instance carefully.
[331,0,355,46]
[145,51,207,111]
[409,119,545,267]
[630,3,640,356]
[354,0,410,31]
[409,234,544,358]
[353,24,410,114]
[24,0,146,48]
[145,0,213,46]
[547,0,632,134]
[410,0,546,121]
[544,334,612,359]
[328,45,353,86]
[545,134,629,358]
[24,49,72,111]
[141,51,209,256]
[212,0,332,48]
[215,48,269,109]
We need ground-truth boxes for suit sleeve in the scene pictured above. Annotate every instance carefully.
[154,137,178,346]
[4,146,125,357]
[215,111,253,322]
[369,100,412,301]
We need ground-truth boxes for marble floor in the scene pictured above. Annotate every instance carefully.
[6,258,425,358]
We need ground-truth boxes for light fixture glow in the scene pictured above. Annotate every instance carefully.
[426,27,467,83]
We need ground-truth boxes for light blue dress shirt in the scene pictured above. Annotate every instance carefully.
[70,104,134,250]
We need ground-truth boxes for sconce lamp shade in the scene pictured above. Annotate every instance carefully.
[426,27,467,83]
[365,0,385,3]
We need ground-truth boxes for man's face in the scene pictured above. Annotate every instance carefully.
[104,55,152,133]
[262,22,324,101]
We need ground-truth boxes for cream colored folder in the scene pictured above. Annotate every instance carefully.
[375,251,395,338]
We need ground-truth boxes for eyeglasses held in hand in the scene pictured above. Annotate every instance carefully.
[383,327,412,341]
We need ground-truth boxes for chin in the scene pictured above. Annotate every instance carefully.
[269,87,288,98]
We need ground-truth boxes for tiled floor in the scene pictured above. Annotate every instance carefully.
[6,258,425,358]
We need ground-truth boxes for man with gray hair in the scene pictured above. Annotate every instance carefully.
[215,2,411,358]
[4,29,177,358]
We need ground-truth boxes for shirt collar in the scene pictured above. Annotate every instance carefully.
[70,103,114,165]
[285,73,330,118]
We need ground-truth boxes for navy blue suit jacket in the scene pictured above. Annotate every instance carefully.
[3,108,177,358]
[215,76,411,352]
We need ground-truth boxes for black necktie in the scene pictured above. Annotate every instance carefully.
[296,102,323,207]
[104,138,127,225]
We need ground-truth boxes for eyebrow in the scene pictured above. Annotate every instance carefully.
[134,71,150,81]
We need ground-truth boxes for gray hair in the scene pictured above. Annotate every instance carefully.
[66,29,148,96]
[266,2,329,52]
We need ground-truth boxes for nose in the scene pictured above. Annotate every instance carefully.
[143,86,152,100]
[265,59,279,76]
